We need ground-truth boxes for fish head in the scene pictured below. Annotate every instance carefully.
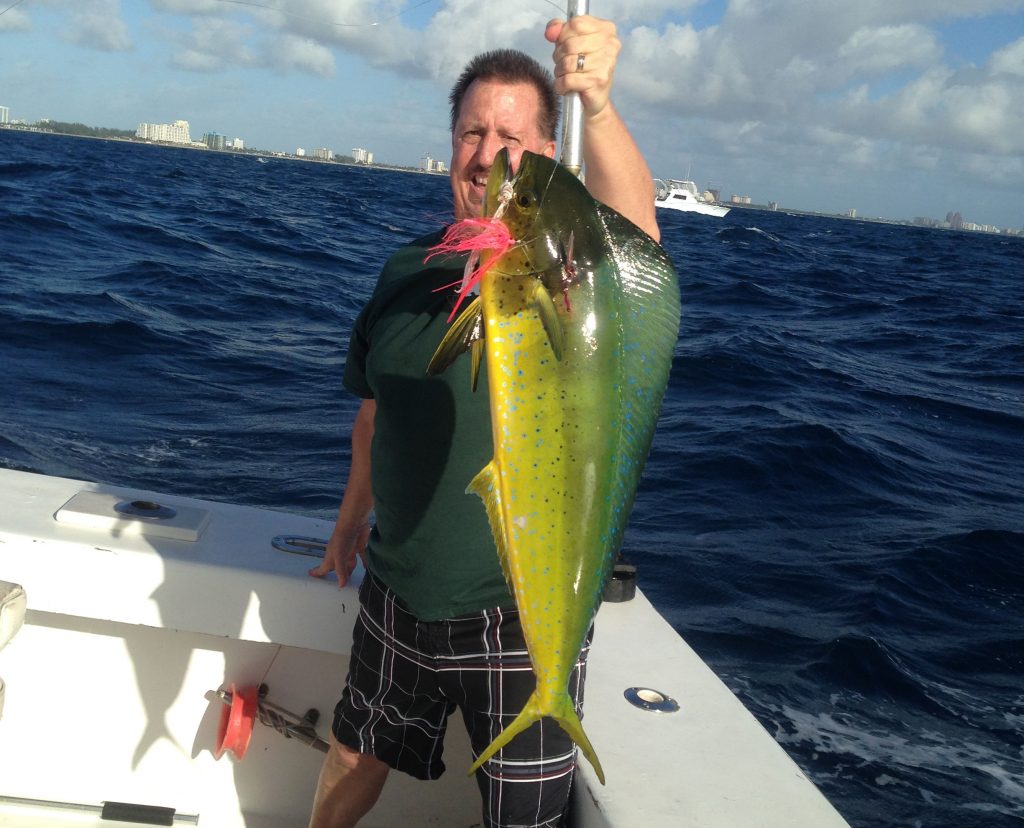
[484,148,594,286]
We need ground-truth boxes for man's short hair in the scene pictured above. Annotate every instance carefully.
[449,49,559,141]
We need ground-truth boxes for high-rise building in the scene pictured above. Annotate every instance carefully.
[136,120,191,144]
[420,155,447,173]
[203,132,227,150]
[0,106,9,125]
[352,148,373,164]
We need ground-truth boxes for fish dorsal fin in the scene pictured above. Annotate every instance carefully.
[467,462,513,590]
[427,295,484,384]
[592,201,681,580]
[531,282,564,361]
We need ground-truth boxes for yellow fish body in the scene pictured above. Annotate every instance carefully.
[429,149,680,784]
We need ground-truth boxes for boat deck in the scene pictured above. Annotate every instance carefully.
[0,469,849,827]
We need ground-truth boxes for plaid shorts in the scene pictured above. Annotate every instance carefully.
[333,570,590,828]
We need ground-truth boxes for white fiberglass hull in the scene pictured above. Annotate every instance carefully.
[0,469,848,827]
[655,198,730,217]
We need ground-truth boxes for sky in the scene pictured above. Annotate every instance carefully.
[2,0,1023,227]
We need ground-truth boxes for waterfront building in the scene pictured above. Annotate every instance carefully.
[136,120,192,144]
[231,138,244,150]
[296,148,306,157]
[352,147,373,164]
[420,154,446,173]
[0,106,9,125]
[312,148,333,161]
[202,132,227,150]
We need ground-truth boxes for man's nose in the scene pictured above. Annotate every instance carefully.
[474,133,503,168]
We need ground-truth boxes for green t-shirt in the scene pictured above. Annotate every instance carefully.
[343,230,514,620]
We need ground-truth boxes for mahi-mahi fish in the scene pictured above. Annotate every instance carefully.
[427,148,680,784]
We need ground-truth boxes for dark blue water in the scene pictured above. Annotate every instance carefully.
[2,130,1022,827]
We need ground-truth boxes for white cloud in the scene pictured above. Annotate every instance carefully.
[265,33,335,77]
[568,0,704,25]
[171,17,255,72]
[939,80,1019,153]
[63,0,132,52]
[421,0,551,81]
[830,64,1024,156]
[605,0,1024,186]
[153,0,424,77]
[990,36,1024,75]
[0,7,31,32]
[957,149,1024,184]
[227,0,406,45]
[728,0,1024,28]
[149,0,227,13]
[835,24,940,78]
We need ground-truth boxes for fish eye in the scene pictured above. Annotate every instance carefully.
[516,192,536,209]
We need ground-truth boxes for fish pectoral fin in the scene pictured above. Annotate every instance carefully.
[467,462,512,589]
[531,283,564,361]
[427,296,484,380]
[470,338,484,392]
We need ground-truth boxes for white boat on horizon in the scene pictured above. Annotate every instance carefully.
[654,178,730,217]
[0,468,849,827]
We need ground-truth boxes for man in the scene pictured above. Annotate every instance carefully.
[308,14,659,828]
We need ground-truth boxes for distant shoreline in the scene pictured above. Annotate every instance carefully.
[3,123,1019,234]
[0,123,448,178]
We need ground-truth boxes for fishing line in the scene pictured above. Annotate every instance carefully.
[208,0,437,28]
[1,0,569,28]
[209,0,567,29]
[0,0,29,18]
[0,0,440,27]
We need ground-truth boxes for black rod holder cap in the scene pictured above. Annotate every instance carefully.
[603,555,637,603]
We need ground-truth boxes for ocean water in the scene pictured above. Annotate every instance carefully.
[1,130,1022,827]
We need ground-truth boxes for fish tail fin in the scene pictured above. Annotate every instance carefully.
[552,696,605,786]
[467,693,606,786]
[467,697,542,778]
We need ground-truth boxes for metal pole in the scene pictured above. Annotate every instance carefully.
[559,0,590,177]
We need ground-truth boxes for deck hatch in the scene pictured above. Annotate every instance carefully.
[54,490,211,542]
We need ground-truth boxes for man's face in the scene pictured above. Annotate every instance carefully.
[450,79,557,221]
